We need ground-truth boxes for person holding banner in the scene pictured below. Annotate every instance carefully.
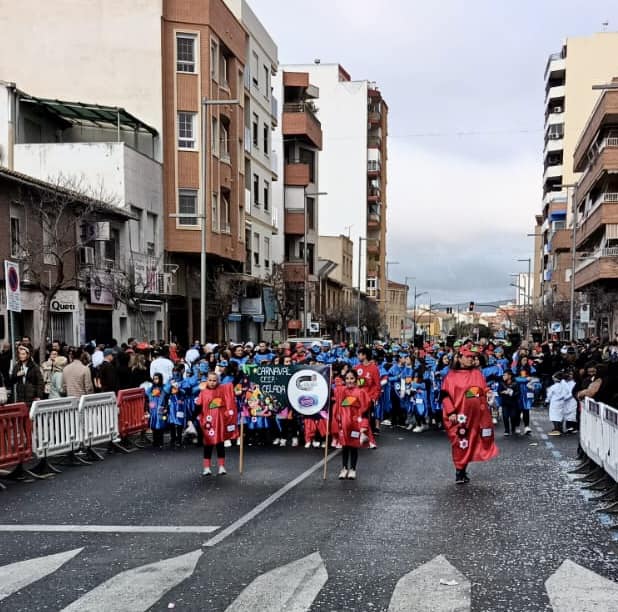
[194,372,237,476]
[333,369,370,480]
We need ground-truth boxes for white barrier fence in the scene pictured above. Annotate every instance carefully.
[581,397,618,482]
[30,393,119,462]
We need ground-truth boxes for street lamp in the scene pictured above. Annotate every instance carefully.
[412,289,428,343]
[356,236,367,343]
[303,190,327,335]
[516,258,531,339]
[558,183,579,340]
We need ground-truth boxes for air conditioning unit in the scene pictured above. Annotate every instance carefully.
[553,106,563,113]
[549,133,561,140]
[80,246,94,266]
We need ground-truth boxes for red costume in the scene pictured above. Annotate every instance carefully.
[441,368,499,470]
[333,385,370,448]
[354,362,381,403]
[195,383,238,445]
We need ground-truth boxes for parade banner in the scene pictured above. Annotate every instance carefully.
[246,364,331,416]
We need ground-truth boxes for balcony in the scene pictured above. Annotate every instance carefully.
[574,251,618,290]
[270,150,278,180]
[367,239,380,255]
[245,187,251,215]
[285,209,305,235]
[543,164,563,183]
[271,95,278,126]
[282,102,323,149]
[543,190,567,207]
[577,199,618,248]
[244,127,252,154]
[367,160,381,176]
[367,135,382,149]
[544,54,565,80]
[544,135,564,154]
[368,110,381,125]
[285,162,311,186]
[367,212,381,230]
[575,147,618,210]
[283,261,308,283]
[368,187,380,202]
[545,85,565,105]
[545,111,564,127]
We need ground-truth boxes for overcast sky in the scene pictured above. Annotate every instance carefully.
[252,0,618,304]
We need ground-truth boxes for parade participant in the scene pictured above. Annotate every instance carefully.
[333,368,370,480]
[164,365,191,449]
[146,373,167,449]
[194,371,237,475]
[411,375,429,433]
[514,358,535,435]
[497,370,520,437]
[355,347,380,444]
[273,355,300,447]
[546,372,575,436]
[230,344,248,366]
[254,341,275,365]
[377,357,393,426]
[441,346,499,484]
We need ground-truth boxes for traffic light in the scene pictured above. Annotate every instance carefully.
[468,301,475,312]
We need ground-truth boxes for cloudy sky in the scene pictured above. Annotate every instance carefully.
[252,0,618,304]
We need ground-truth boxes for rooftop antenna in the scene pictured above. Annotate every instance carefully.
[314,58,321,64]
[602,20,609,32]
[344,224,353,238]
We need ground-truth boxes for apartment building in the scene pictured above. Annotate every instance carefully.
[281,64,388,313]
[0,0,255,343]
[224,0,280,341]
[537,33,618,319]
[0,82,166,346]
[572,78,618,337]
[272,70,323,335]
[385,280,408,341]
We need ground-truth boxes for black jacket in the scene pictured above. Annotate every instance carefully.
[9,359,44,405]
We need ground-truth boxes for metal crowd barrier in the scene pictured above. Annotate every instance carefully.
[580,398,605,468]
[0,403,36,489]
[79,392,119,460]
[602,403,618,482]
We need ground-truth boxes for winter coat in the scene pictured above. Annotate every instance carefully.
[10,359,44,405]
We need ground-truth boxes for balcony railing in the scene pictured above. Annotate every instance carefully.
[602,247,618,257]
[367,160,381,173]
[283,102,317,117]
[368,136,382,148]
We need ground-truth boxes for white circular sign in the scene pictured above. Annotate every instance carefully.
[287,369,329,416]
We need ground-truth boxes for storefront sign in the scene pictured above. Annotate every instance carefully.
[90,273,114,306]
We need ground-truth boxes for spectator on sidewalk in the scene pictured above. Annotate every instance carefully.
[9,345,44,405]
[95,349,119,393]
[150,347,174,384]
[63,348,94,398]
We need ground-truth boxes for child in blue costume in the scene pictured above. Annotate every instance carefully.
[164,364,191,449]
[376,359,393,424]
[514,357,536,435]
[411,376,429,432]
[147,373,167,448]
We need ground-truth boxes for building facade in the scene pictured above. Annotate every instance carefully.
[536,33,618,325]
[572,78,618,338]
[385,280,408,341]
[272,70,323,336]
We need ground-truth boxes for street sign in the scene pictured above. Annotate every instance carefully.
[580,304,590,324]
[4,260,22,312]
[549,321,562,333]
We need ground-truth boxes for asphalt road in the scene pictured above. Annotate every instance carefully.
[1,408,617,611]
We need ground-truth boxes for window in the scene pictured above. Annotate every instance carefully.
[251,52,259,86]
[178,112,196,149]
[176,34,196,72]
[220,119,230,161]
[263,123,269,154]
[253,174,260,207]
[211,116,219,156]
[146,212,157,255]
[220,190,231,233]
[210,40,218,81]
[211,192,219,232]
[105,228,120,264]
[252,113,259,147]
[264,236,270,269]
[263,65,269,97]
[220,53,229,88]
[306,196,315,230]
[178,189,198,225]
[129,206,142,251]
[10,216,21,258]
[263,180,270,212]
[253,232,260,266]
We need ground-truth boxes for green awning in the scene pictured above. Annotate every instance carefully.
[19,94,158,136]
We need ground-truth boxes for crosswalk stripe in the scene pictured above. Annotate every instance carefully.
[0,524,220,534]
[545,559,618,611]
[0,548,83,602]
[225,551,328,612]
[60,549,202,612]
[388,555,471,612]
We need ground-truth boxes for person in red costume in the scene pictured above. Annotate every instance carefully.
[441,346,499,484]
[333,368,370,480]
[194,371,238,476]
[354,347,380,447]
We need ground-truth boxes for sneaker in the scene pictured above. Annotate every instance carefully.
[236,438,241,446]
[224,439,232,448]
[514,427,521,435]
[524,426,532,435]
[412,425,423,433]
[312,440,321,448]
[272,438,281,446]
[381,419,392,427]
[320,442,326,448]
[369,442,377,449]
[503,432,511,437]
[360,433,369,445]
[291,437,299,447]
[338,468,348,479]
[421,424,430,432]
[548,430,562,436]
[347,469,356,480]
[492,417,498,425]
[304,442,311,449]
[455,470,466,484]
[279,438,287,447]
[463,472,471,483]
[405,424,414,431]
[202,467,212,476]
[218,465,227,475]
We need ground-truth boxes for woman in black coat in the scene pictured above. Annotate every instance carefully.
[10,345,44,405]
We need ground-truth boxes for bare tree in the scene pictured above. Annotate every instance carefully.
[264,263,301,340]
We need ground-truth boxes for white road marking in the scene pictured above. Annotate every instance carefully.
[225,551,327,612]
[388,555,471,611]
[203,450,341,547]
[60,549,202,612]
[546,559,618,611]
[0,548,83,602]
[545,441,555,449]
[0,525,219,534]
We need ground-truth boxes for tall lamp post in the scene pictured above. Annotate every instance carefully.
[515,258,531,339]
[356,236,367,343]
[402,276,415,343]
[303,190,327,335]
[412,289,428,343]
